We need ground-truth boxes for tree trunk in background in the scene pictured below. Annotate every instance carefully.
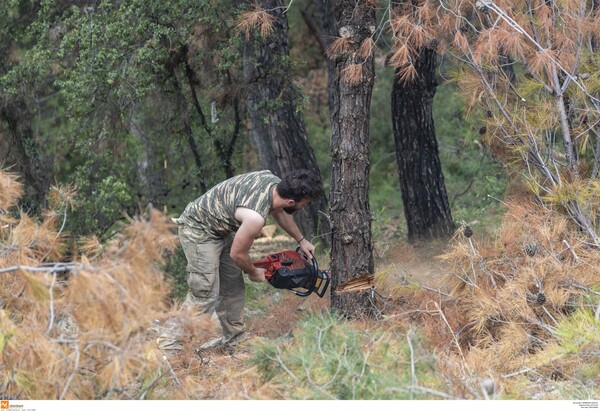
[391,48,454,242]
[240,0,327,242]
[329,0,376,316]
[315,0,337,116]
[0,99,52,211]
[129,101,167,210]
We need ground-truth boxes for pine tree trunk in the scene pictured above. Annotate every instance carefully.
[240,0,326,241]
[315,0,337,116]
[129,101,167,209]
[329,0,376,316]
[0,99,52,211]
[391,48,454,242]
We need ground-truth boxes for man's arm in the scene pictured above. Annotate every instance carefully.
[231,207,266,282]
[271,208,316,258]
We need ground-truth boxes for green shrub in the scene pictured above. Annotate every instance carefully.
[251,312,442,400]
[160,244,189,301]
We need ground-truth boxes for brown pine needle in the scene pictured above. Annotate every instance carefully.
[326,37,351,59]
[358,37,375,59]
[398,64,417,84]
[235,3,275,39]
[0,170,23,210]
[388,44,411,68]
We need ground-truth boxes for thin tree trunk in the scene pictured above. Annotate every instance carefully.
[240,0,327,241]
[391,48,454,242]
[315,0,337,116]
[329,0,376,316]
[0,99,52,211]
[129,101,167,208]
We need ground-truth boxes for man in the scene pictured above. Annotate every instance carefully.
[161,169,323,351]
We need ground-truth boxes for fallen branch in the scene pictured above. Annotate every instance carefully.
[0,263,88,274]
[422,285,451,297]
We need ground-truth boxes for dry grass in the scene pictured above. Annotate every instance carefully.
[0,169,214,399]
[366,191,599,398]
[3,166,598,400]
[380,196,600,398]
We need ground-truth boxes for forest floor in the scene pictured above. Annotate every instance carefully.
[160,227,449,399]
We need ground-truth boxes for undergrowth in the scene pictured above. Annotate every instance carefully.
[2,165,599,401]
[0,169,210,399]
[250,312,444,400]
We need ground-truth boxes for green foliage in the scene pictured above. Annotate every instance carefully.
[433,77,507,233]
[160,244,189,301]
[518,307,600,399]
[251,312,442,399]
[364,63,507,236]
[68,165,134,235]
[554,308,600,357]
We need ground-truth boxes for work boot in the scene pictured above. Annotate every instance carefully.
[197,336,226,351]
[196,332,246,353]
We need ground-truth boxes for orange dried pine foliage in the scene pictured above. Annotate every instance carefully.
[390,14,413,40]
[534,4,553,35]
[79,235,103,260]
[432,198,600,378]
[235,2,275,39]
[472,29,500,66]
[452,30,469,53]
[410,25,430,50]
[500,30,527,60]
[0,190,197,399]
[398,64,418,83]
[358,37,374,59]
[388,43,412,69]
[0,170,23,210]
[48,184,78,210]
[325,36,351,59]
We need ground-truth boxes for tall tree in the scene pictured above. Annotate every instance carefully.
[328,0,376,316]
[391,46,454,242]
[0,1,53,210]
[238,0,327,241]
[393,0,600,243]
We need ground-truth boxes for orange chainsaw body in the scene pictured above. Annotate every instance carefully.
[253,250,330,298]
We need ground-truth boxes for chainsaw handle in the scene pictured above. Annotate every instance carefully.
[295,246,318,272]
[294,246,320,296]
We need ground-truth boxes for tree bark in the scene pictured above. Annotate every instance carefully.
[329,0,376,316]
[391,48,454,242]
[240,0,327,241]
[128,101,167,209]
[0,99,52,211]
[315,0,337,116]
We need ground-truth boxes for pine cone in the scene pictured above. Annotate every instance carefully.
[526,291,547,306]
[524,243,538,256]
[463,225,473,238]
[536,292,547,306]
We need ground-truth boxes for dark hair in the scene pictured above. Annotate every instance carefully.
[276,169,324,202]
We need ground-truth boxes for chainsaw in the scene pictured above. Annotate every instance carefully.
[253,250,330,298]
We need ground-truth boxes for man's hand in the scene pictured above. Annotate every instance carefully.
[298,238,316,259]
[247,267,266,282]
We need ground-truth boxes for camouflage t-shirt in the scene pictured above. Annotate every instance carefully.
[174,170,280,239]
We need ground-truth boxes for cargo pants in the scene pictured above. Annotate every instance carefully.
[179,224,245,341]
